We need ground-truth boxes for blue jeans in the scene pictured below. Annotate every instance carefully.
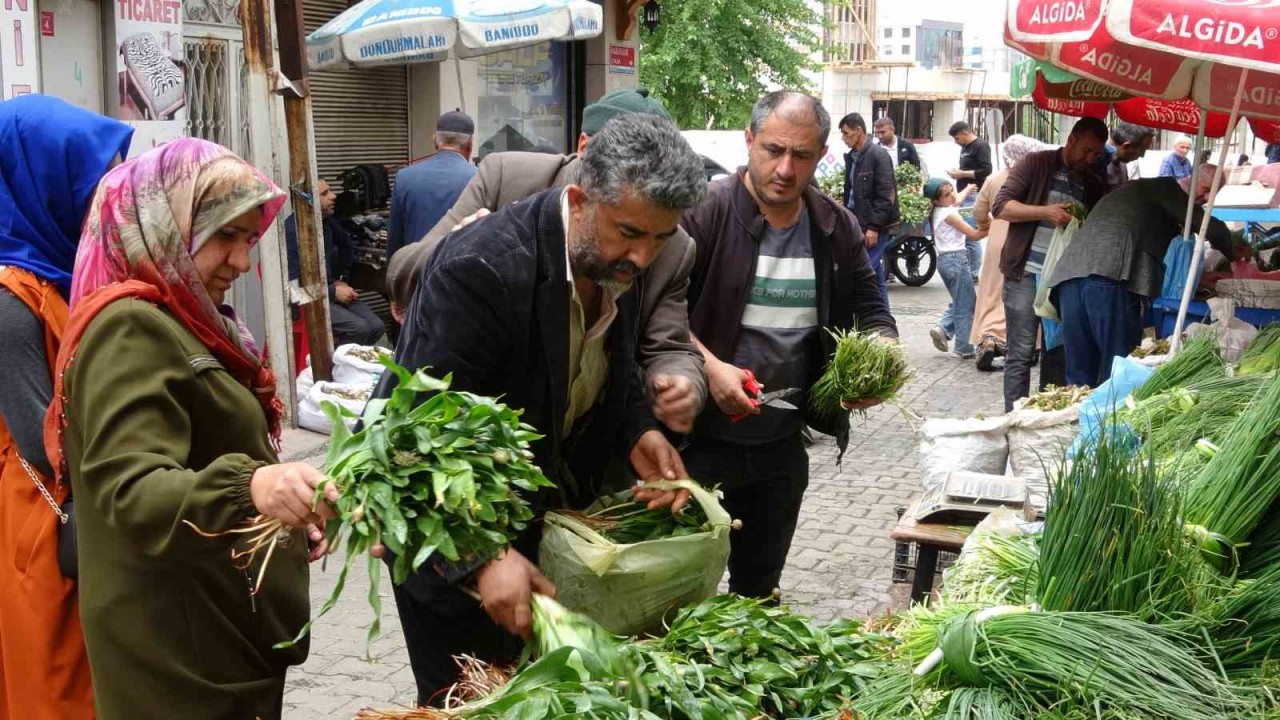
[1056,275,1145,388]
[938,250,976,355]
[867,234,890,304]
[966,240,983,281]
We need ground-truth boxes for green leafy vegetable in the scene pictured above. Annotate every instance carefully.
[810,329,911,423]
[279,359,554,652]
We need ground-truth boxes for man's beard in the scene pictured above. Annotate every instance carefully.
[570,208,640,294]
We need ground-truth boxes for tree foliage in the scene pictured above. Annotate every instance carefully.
[639,0,822,130]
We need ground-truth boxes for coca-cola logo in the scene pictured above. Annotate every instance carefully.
[1067,79,1126,100]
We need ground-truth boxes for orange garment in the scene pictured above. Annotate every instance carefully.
[0,266,93,720]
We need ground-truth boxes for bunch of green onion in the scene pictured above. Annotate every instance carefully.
[810,329,911,422]
[1183,372,1280,547]
[1237,324,1280,376]
[1117,375,1265,461]
[1131,334,1225,402]
[1037,428,1213,620]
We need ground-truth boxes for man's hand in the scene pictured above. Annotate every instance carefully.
[842,397,885,412]
[706,358,756,417]
[390,302,405,324]
[334,281,359,305]
[651,373,697,434]
[250,462,340,528]
[452,207,491,232]
[474,549,555,638]
[864,228,879,248]
[1042,203,1074,227]
[629,430,691,512]
[947,168,965,180]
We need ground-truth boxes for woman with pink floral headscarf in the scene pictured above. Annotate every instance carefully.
[44,139,337,719]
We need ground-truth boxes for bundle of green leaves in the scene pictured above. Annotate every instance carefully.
[654,595,885,718]
[282,360,554,650]
[895,162,932,227]
[810,329,911,422]
[557,500,712,545]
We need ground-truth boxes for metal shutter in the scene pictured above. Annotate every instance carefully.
[305,0,410,187]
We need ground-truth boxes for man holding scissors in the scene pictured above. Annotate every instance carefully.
[680,91,898,599]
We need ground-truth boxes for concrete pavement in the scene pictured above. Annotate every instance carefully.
[281,275,1005,718]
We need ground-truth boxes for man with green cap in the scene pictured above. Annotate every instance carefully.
[386,87,706,438]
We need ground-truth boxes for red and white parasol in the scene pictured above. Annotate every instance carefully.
[1005,0,1280,350]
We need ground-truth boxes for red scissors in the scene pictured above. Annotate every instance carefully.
[730,370,801,423]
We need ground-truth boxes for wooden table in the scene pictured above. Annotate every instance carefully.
[889,499,976,603]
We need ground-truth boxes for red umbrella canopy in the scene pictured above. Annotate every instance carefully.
[1007,0,1280,120]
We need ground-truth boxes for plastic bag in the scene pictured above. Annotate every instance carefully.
[1190,297,1259,364]
[331,344,393,389]
[539,479,732,636]
[1034,218,1079,321]
[296,366,315,400]
[1161,235,1197,300]
[1007,402,1081,508]
[918,416,1011,491]
[297,381,369,434]
[1070,356,1154,458]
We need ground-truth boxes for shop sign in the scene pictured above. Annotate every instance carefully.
[609,44,635,74]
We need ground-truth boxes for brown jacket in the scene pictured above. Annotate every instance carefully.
[993,148,1105,280]
[385,151,707,412]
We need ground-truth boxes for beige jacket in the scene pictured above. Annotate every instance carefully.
[385,151,707,413]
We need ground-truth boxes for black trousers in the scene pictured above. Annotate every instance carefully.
[389,531,539,706]
[331,299,385,346]
[683,433,810,599]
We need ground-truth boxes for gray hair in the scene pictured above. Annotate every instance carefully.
[749,91,831,147]
[1111,121,1153,147]
[578,114,706,211]
[435,130,471,149]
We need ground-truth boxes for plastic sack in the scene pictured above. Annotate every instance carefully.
[539,479,732,636]
[1034,218,1079,321]
[918,415,1010,491]
[331,344,393,389]
[296,366,315,400]
[1190,297,1259,364]
[1069,356,1154,458]
[1007,402,1080,508]
[297,381,369,434]
[1161,235,1197,300]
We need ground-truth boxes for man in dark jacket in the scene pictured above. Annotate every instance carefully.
[683,92,898,599]
[994,116,1108,411]
[840,112,899,303]
[284,179,385,346]
[872,115,922,172]
[374,115,707,705]
[389,89,705,435]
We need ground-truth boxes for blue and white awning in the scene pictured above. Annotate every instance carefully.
[307,0,603,69]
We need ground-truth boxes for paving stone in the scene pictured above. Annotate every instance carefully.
[283,279,1005,717]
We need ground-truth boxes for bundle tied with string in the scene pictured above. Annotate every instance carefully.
[914,607,1246,719]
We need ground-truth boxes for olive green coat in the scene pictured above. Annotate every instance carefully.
[62,299,309,719]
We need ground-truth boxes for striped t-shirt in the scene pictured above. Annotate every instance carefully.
[1025,167,1084,276]
[714,208,818,444]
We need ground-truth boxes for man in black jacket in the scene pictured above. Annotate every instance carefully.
[284,179,385,346]
[872,115,922,172]
[683,92,898,599]
[839,112,899,303]
[376,115,707,703]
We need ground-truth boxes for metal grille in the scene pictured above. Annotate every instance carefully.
[237,46,251,158]
[184,0,242,27]
[184,39,232,147]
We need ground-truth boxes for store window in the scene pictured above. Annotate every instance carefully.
[475,42,569,159]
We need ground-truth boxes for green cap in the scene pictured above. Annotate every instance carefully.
[581,88,671,136]
[923,177,947,201]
